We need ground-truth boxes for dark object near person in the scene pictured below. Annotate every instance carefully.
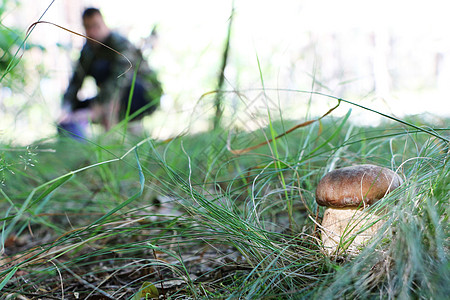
[58,121,87,141]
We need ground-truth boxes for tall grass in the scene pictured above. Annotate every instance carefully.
[1,1,447,298]
[0,89,448,299]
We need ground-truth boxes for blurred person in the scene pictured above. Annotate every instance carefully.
[58,7,162,140]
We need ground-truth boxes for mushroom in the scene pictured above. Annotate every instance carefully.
[315,164,403,254]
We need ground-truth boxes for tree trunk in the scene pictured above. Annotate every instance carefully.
[213,1,234,130]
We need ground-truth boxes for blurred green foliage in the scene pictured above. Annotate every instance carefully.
[0,0,43,85]
[0,0,22,82]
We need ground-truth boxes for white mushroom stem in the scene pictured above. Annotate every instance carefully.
[320,207,384,255]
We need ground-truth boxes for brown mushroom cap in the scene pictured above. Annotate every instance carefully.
[316,164,403,208]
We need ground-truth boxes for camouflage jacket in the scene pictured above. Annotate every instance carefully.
[63,31,160,109]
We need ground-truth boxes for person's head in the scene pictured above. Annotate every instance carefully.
[82,8,110,42]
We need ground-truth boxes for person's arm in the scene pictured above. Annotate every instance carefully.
[63,46,90,110]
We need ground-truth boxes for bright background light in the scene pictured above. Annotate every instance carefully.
[1,0,449,144]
